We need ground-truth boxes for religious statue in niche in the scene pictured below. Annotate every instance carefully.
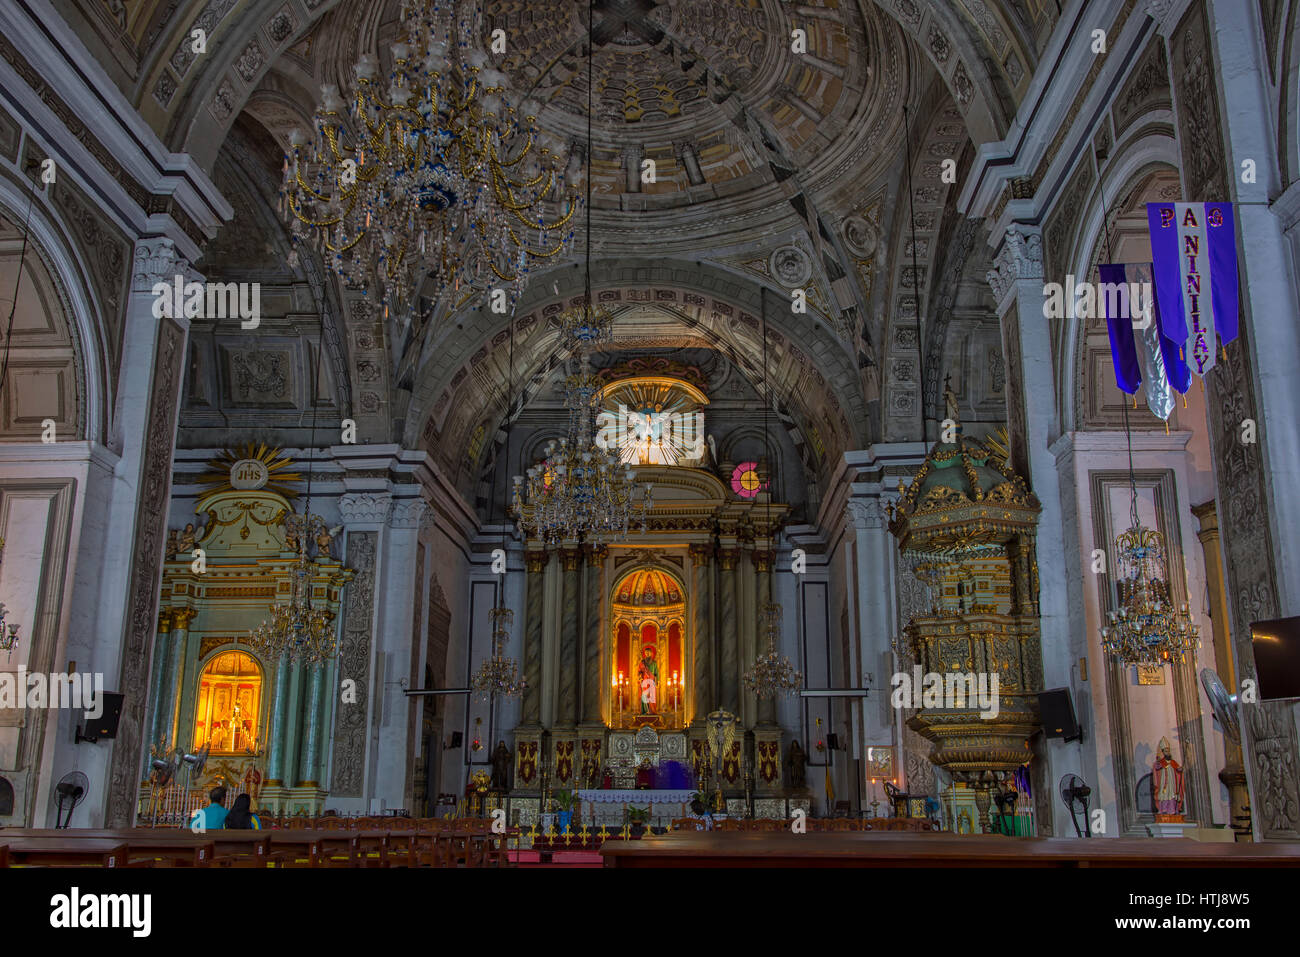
[787,740,807,790]
[490,741,512,791]
[1151,737,1185,821]
[638,646,659,714]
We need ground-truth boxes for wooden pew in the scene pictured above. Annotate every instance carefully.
[3,829,236,868]
[2,838,142,867]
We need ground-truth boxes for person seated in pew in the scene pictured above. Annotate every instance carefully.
[187,786,228,830]
[224,793,262,830]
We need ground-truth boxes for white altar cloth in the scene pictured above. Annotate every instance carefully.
[575,789,695,804]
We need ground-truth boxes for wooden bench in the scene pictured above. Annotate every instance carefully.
[2,838,143,867]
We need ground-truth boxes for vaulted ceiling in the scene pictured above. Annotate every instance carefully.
[62,0,1063,503]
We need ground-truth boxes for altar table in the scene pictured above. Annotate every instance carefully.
[575,790,695,827]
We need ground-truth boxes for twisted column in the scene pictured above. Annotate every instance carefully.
[752,549,776,726]
[582,545,608,724]
[688,544,714,720]
[558,547,582,727]
[718,549,739,714]
[521,549,548,725]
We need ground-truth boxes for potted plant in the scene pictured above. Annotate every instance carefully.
[689,792,706,816]
[627,806,649,837]
[554,789,575,834]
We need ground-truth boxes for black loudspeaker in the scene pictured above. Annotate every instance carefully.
[1038,688,1083,743]
[76,693,124,743]
[446,731,463,750]
[827,733,841,751]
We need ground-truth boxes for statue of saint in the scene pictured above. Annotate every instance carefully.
[178,523,196,553]
[788,740,807,789]
[638,648,658,714]
[490,740,512,791]
[1152,737,1185,820]
[943,375,961,428]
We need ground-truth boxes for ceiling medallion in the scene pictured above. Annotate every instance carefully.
[280,0,582,316]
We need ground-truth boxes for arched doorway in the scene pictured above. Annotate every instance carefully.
[610,567,687,730]
[192,651,264,755]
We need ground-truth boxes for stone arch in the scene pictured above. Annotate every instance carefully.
[409,258,865,483]
[0,181,111,445]
[1060,133,1183,435]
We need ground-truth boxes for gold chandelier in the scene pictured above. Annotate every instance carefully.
[742,291,800,698]
[279,0,581,316]
[743,603,801,699]
[1101,521,1198,665]
[470,606,526,700]
[248,512,337,664]
[1100,409,1199,666]
[511,1,651,545]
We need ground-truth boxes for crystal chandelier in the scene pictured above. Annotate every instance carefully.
[1101,521,1198,665]
[249,512,337,664]
[742,290,801,698]
[280,0,581,317]
[744,601,802,698]
[471,606,526,700]
[0,537,20,658]
[511,1,651,545]
[1100,407,1199,666]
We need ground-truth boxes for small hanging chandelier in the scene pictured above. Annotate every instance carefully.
[471,606,526,700]
[741,291,801,699]
[511,0,651,545]
[744,601,802,698]
[1100,407,1199,666]
[248,512,337,664]
[1101,520,1199,665]
[0,538,20,658]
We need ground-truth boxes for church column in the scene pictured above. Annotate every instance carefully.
[752,548,776,727]
[1192,500,1249,835]
[96,239,192,826]
[521,549,548,725]
[265,650,290,786]
[578,545,607,789]
[738,538,757,728]
[1189,0,1300,839]
[145,611,173,752]
[986,225,1077,836]
[688,544,714,720]
[156,608,196,749]
[848,496,899,798]
[557,546,581,728]
[718,546,740,715]
[581,545,607,725]
[298,662,326,787]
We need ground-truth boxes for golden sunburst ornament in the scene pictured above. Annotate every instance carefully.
[197,443,302,508]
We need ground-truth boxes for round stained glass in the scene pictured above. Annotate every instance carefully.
[731,462,762,499]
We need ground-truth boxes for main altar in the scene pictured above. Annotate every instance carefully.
[506,368,803,824]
